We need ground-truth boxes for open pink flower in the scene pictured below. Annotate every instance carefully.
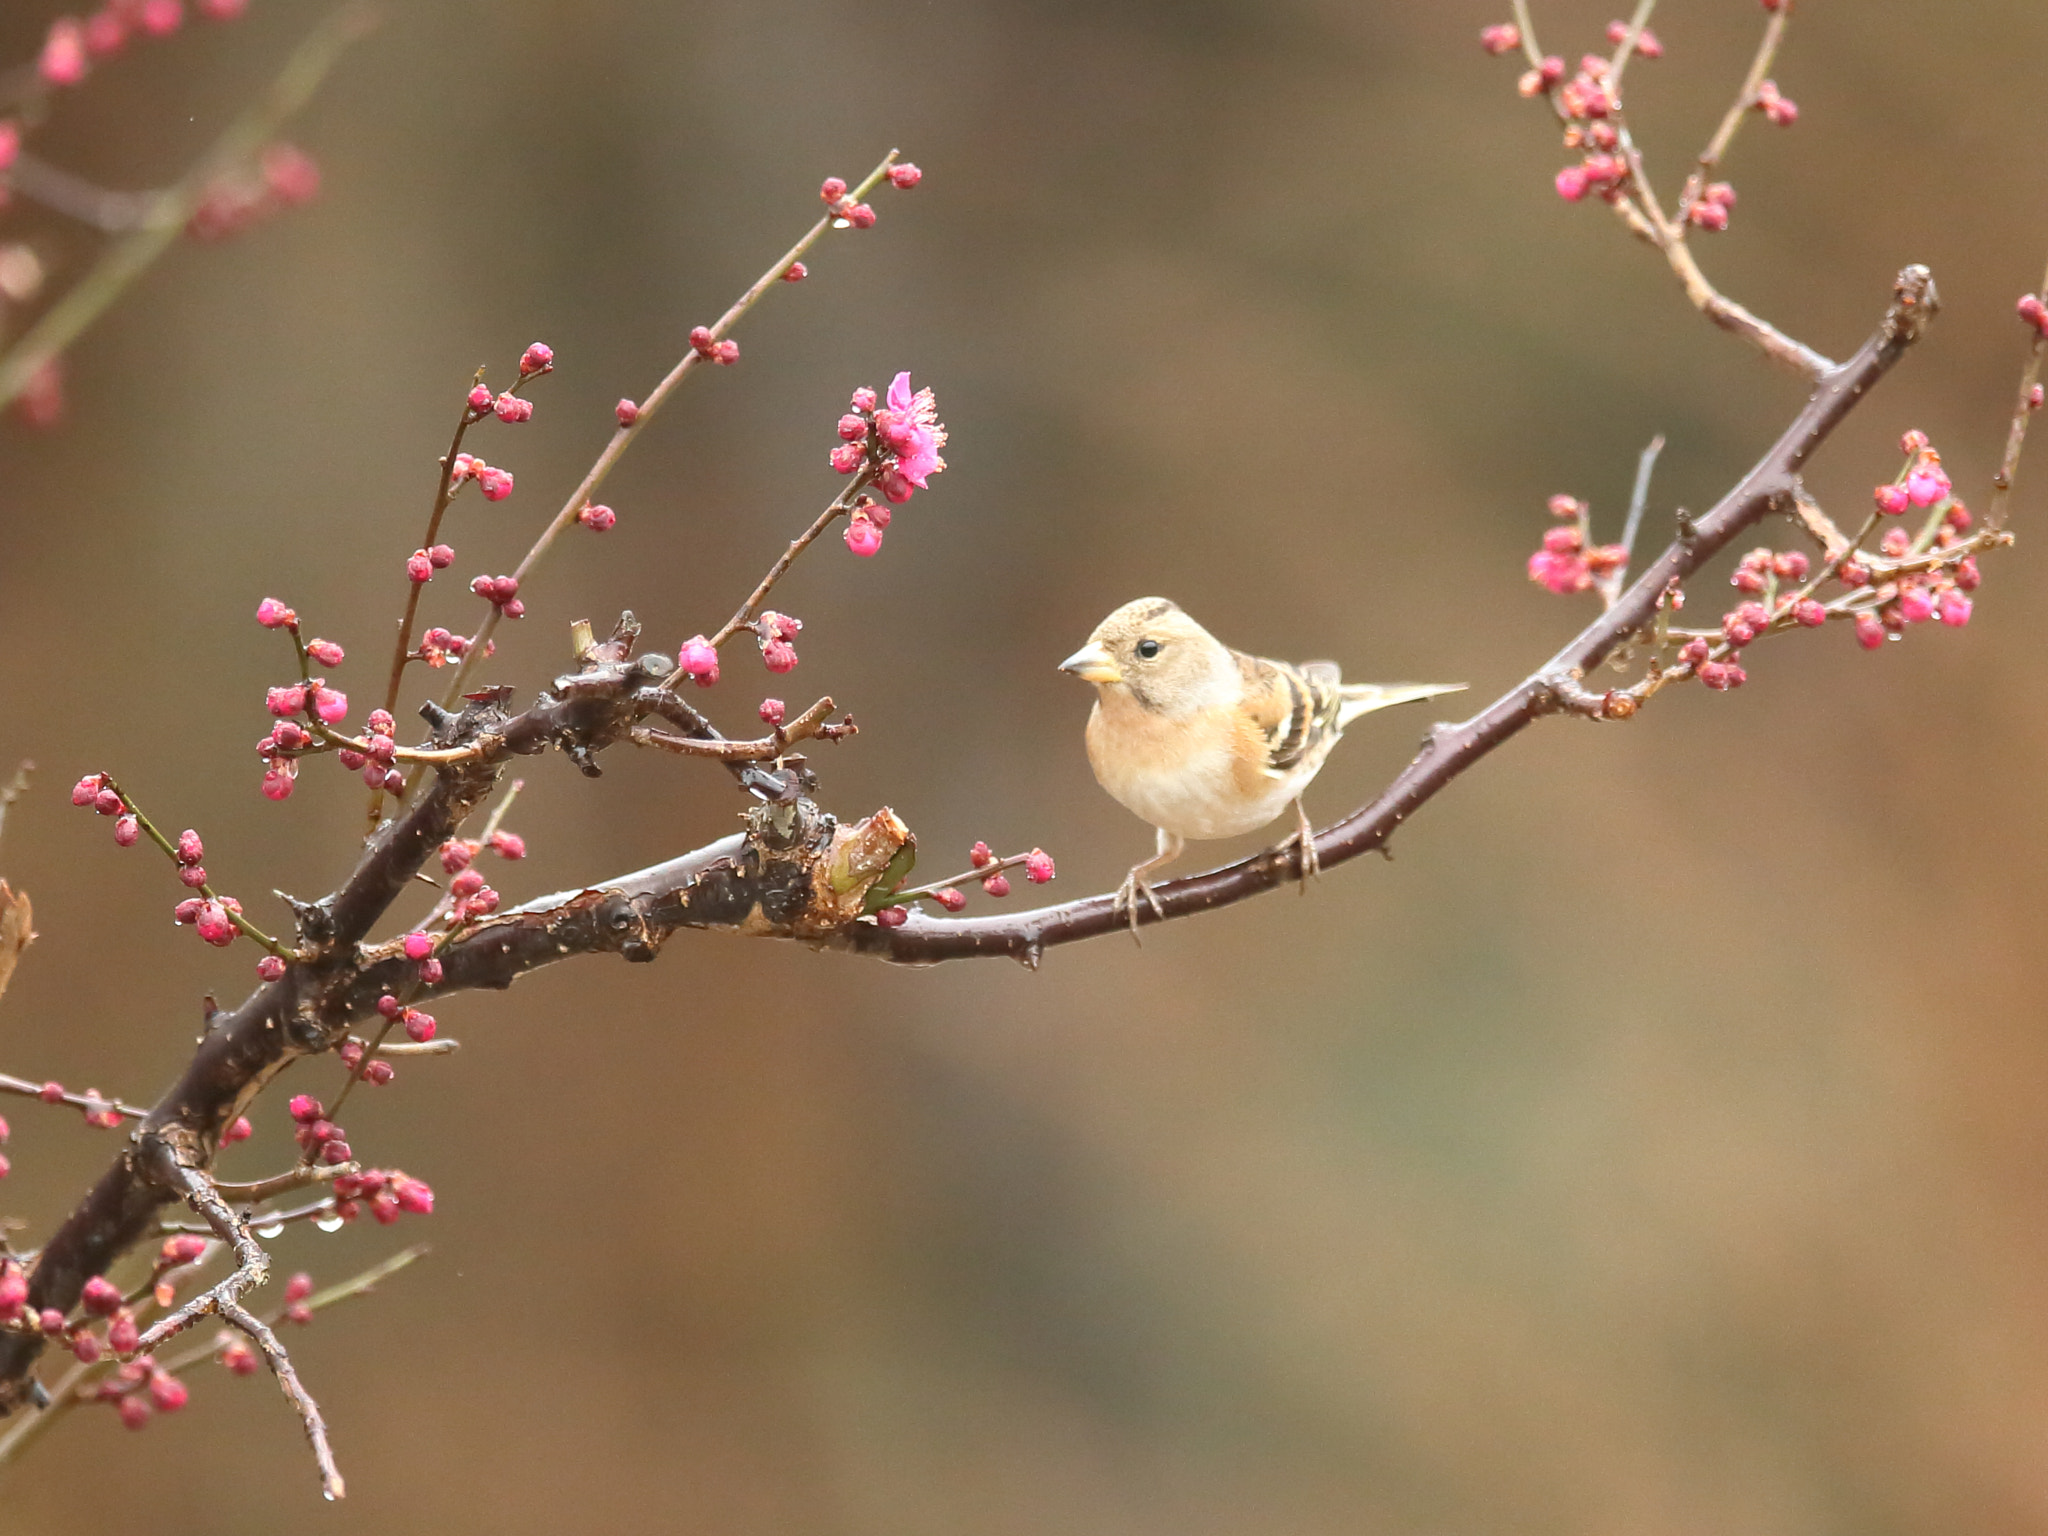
[875,371,946,501]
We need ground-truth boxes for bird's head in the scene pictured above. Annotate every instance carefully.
[1058,598,1234,715]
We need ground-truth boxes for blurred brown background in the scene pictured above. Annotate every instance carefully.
[1,0,2046,1530]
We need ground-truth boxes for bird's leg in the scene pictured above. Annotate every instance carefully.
[1285,797,1320,893]
[1112,828,1183,941]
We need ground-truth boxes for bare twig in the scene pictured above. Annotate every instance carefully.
[0,3,379,411]
[1990,253,2048,530]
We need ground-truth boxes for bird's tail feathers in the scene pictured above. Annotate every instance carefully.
[1336,681,1466,728]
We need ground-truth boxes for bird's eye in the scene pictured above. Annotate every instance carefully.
[1134,638,1162,660]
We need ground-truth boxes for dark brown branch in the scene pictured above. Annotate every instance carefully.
[0,269,1938,1430]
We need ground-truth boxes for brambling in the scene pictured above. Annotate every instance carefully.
[1060,598,1463,932]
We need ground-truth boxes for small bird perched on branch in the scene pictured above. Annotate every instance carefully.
[1060,598,1463,934]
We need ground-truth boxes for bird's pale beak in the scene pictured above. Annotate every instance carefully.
[1058,641,1121,684]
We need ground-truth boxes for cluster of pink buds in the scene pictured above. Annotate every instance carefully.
[406,544,456,584]
[416,626,473,668]
[1526,495,1627,594]
[74,1273,143,1364]
[337,1038,397,1086]
[289,1093,352,1166]
[41,0,252,91]
[470,573,524,619]
[843,494,890,557]
[818,175,876,229]
[328,1168,433,1225]
[90,1355,190,1430]
[72,773,142,847]
[1754,78,1798,127]
[830,372,948,507]
[689,325,740,366]
[437,828,527,875]
[678,635,719,687]
[756,610,802,673]
[187,141,320,242]
[450,453,514,502]
[402,930,444,985]
[871,844,1056,927]
[1687,182,1737,232]
[173,892,242,946]
[265,678,348,726]
[1605,18,1662,56]
[445,867,501,924]
[337,709,402,793]
[376,991,441,1044]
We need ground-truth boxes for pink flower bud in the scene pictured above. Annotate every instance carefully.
[116,1396,150,1431]
[616,398,640,426]
[969,842,994,868]
[178,865,207,889]
[407,550,434,583]
[417,956,443,984]
[368,708,395,734]
[113,816,139,847]
[224,1116,252,1143]
[519,342,554,375]
[72,774,104,807]
[782,262,807,281]
[689,325,715,355]
[850,386,877,412]
[94,788,124,816]
[256,597,296,629]
[1554,165,1591,201]
[875,906,909,927]
[982,873,1011,898]
[577,502,617,532]
[450,869,484,899]
[488,830,525,860]
[819,176,847,202]
[468,384,492,410]
[843,202,877,228]
[405,1011,437,1043]
[1873,483,1910,515]
[402,931,434,961]
[934,888,968,912]
[1793,599,1826,627]
[1955,557,1982,590]
[366,1061,396,1086]
[1854,611,1885,649]
[1698,661,1735,690]
[1897,585,1935,624]
[493,392,533,423]
[829,443,865,474]
[837,413,870,441]
[173,898,203,925]
[39,19,87,87]
[312,689,348,725]
[478,466,514,501]
[149,1372,188,1413]
[678,636,719,680]
[393,1175,434,1215]
[1024,849,1055,884]
[843,513,884,557]
[762,639,798,674]
[1938,591,1973,627]
[256,955,286,981]
[1905,464,1951,507]
[1771,550,1809,581]
[0,1273,26,1319]
[195,902,237,946]
[305,638,344,668]
[70,1332,101,1364]
[289,1094,323,1125]
[888,162,923,189]
[1479,22,1520,53]
[758,698,785,728]
[82,1276,121,1317]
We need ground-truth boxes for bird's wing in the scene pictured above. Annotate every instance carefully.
[1236,653,1345,776]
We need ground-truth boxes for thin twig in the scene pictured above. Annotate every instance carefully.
[1677,0,1793,219]
[705,475,876,651]
[1990,252,2048,530]
[427,151,906,718]
[0,3,380,410]
[0,762,32,856]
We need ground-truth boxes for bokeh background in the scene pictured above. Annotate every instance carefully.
[1,1,2046,1530]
